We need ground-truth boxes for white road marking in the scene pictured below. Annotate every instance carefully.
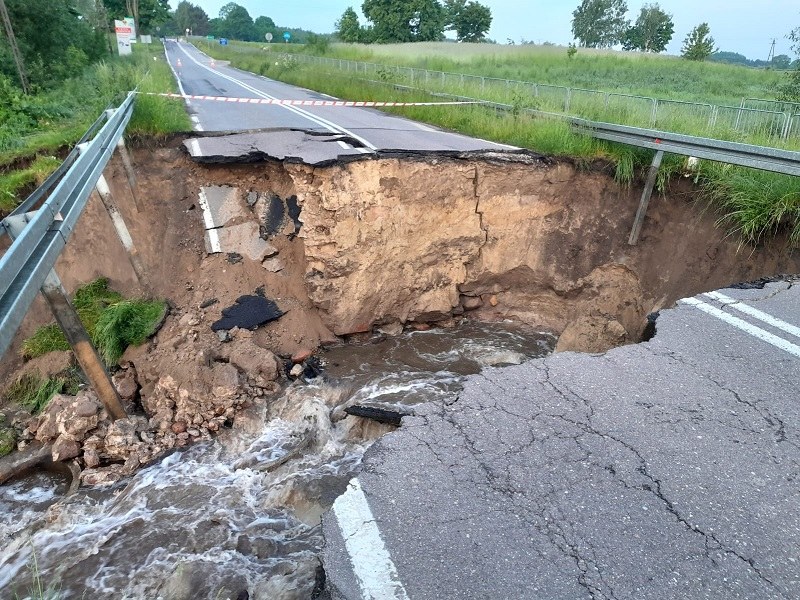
[190,114,203,132]
[176,43,379,151]
[188,138,202,157]
[332,478,410,600]
[198,189,222,253]
[704,291,800,340]
[337,141,351,149]
[682,297,800,358]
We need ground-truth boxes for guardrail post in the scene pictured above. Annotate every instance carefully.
[629,149,664,246]
[103,110,141,212]
[94,174,151,294]
[40,271,127,420]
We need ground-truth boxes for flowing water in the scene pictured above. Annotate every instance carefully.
[0,322,554,600]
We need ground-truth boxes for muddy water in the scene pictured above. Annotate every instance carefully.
[0,322,554,600]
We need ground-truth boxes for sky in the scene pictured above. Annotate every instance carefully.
[174,1,799,59]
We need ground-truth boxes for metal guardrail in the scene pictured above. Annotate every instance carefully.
[0,92,136,358]
[572,120,800,177]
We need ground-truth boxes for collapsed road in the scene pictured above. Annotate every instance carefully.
[0,40,798,600]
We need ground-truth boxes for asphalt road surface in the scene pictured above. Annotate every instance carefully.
[323,282,800,600]
[163,40,515,155]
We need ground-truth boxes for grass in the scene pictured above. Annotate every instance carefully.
[2,370,82,415]
[22,278,167,366]
[0,155,62,214]
[0,413,14,457]
[0,42,190,215]
[194,41,800,246]
[209,40,785,106]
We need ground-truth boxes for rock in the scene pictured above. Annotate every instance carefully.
[199,298,219,310]
[291,349,314,364]
[52,436,81,462]
[211,363,241,401]
[83,447,101,469]
[289,364,303,378]
[81,466,125,487]
[261,257,284,272]
[555,316,629,354]
[171,421,187,434]
[461,295,483,311]
[104,418,142,459]
[187,428,201,437]
[112,370,139,403]
[217,330,232,343]
[221,341,281,382]
[376,322,403,337]
[489,295,499,307]
[247,191,259,207]
[35,392,102,443]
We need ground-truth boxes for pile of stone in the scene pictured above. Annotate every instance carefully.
[13,332,284,487]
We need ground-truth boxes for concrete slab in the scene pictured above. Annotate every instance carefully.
[215,223,277,262]
[185,130,365,166]
[199,186,248,229]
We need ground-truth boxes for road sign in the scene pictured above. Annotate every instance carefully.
[283,32,291,42]
[207,35,215,40]
[114,20,132,56]
[220,38,228,46]
[124,17,136,43]
[266,33,273,42]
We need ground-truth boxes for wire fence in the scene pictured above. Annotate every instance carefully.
[292,54,800,148]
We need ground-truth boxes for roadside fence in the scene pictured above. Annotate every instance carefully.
[291,54,800,148]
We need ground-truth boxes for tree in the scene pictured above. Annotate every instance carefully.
[361,0,446,43]
[336,7,362,42]
[173,1,209,36]
[218,2,255,41]
[622,3,673,52]
[0,0,106,86]
[254,15,276,41]
[445,0,492,43]
[772,54,792,70]
[103,0,170,33]
[571,0,629,48]
[779,24,800,101]
[681,22,716,61]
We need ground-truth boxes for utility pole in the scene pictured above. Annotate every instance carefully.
[768,38,776,62]
[0,0,30,94]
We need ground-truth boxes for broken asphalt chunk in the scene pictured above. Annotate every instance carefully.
[211,295,284,332]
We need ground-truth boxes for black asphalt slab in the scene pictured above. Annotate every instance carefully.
[323,283,800,600]
[164,40,517,156]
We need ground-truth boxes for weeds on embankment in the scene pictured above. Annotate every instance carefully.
[200,42,800,247]
[2,278,164,419]
[0,43,190,214]
[22,278,166,366]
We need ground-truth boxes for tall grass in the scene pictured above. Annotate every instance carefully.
[0,42,190,167]
[22,278,166,366]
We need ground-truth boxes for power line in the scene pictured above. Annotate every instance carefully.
[0,0,30,94]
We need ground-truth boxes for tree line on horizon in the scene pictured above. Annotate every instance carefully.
[0,0,798,103]
[335,0,493,44]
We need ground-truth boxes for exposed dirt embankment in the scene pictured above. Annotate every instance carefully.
[292,154,798,350]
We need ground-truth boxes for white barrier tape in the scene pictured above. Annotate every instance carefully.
[140,92,478,108]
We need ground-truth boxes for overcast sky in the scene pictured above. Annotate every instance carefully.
[175,1,799,59]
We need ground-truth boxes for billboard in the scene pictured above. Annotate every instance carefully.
[124,17,137,42]
[115,20,132,56]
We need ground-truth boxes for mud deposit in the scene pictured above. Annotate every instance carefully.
[1,139,799,598]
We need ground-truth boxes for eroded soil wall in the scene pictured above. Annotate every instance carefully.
[290,155,799,350]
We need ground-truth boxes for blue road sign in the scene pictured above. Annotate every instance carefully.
[219,38,228,46]
[283,32,291,41]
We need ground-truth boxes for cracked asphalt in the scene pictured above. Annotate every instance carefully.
[323,281,800,599]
